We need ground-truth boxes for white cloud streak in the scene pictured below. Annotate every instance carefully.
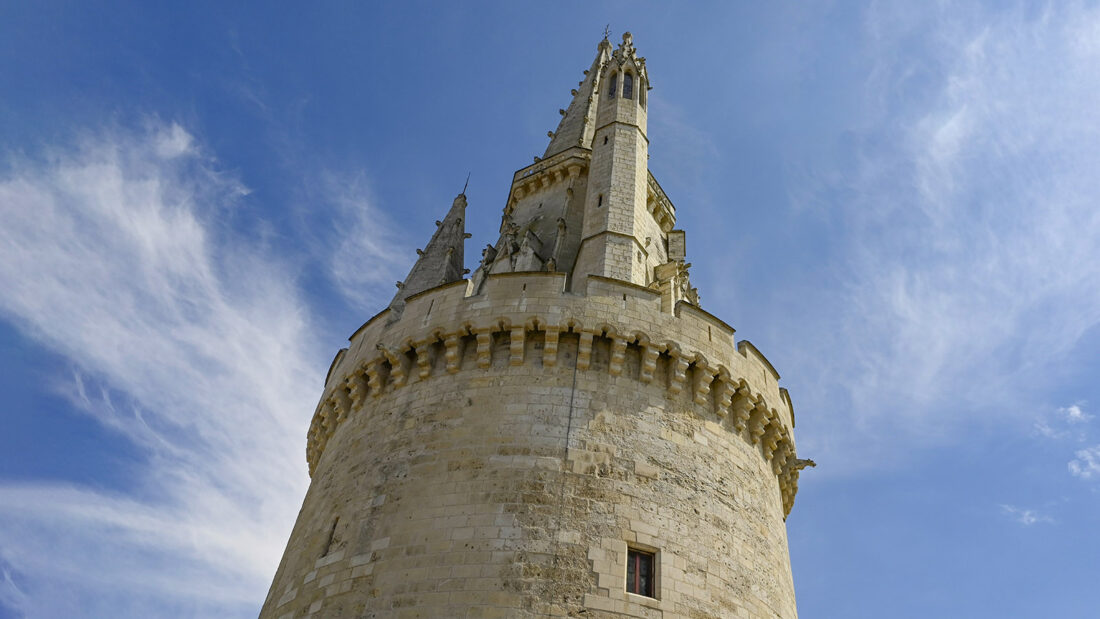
[0,122,335,617]
[1000,504,1054,526]
[1068,445,1100,480]
[1035,403,1092,439]
[323,173,410,310]
[786,3,1100,468]
[1060,405,1091,424]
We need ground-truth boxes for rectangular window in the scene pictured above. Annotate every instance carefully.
[626,548,655,597]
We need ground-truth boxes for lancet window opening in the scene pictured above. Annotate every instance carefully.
[623,72,633,99]
[609,72,618,98]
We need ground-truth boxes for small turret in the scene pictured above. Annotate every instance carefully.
[389,191,471,315]
[573,31,654,287]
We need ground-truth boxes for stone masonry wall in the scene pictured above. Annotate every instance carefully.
[260,273,804,618]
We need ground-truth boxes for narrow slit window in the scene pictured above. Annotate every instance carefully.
[598,194,603,207]
[627,548,655,597]
[322,517,339,556]
[609,73,618,98]
[624,73,633,99]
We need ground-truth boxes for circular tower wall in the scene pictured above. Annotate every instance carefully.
[261,273,805,619]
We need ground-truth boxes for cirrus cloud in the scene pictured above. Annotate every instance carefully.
[784,3,1100,469]
[0,121,340,617]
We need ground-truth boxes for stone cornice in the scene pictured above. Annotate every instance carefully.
[591,120,649,143]
[506,147,590,218]
[513,147,589,183]
[309,275,806,518]
[647,172,676,231]
[575,230,651,262]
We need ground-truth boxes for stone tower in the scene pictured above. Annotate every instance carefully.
[261,33,811,619]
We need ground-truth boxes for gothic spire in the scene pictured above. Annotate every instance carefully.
[389,191,471,313]
[543,37,613,159]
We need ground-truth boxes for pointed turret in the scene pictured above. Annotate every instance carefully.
[390,192,470,314]
[573,31,656,287]
[543,37,613,158]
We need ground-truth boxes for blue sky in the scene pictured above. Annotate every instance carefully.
[1,2,1099,617]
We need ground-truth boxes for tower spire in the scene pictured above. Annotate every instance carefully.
[389,192,471,314]
[572,31,657,287]
[543,37,613,158]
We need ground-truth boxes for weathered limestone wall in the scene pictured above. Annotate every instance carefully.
[261,274,803,618]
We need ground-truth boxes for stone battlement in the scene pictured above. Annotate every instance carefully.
[310,272,806,517]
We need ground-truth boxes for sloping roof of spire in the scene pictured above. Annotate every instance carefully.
[543,37,612,158]
[390,192,469,309]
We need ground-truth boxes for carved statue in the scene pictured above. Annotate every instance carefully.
[480,244,498,267]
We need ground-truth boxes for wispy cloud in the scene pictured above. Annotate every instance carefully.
[322,172,410,310]
[1068,445,1100,480]
[786,4,1100,468]
[1000,504,1054,526]
[1060,405,1091,424]
[0,122,334,617]
[0,559,27,616]
[649,94,721,191]
[1035,403,1092,439]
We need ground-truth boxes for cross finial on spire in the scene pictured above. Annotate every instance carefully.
[603,24,610,40]
[462,172,470,195]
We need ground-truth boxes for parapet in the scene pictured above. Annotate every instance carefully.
[308,273,807,517]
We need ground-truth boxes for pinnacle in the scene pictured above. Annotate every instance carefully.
[542,38,612,158]
[388,192,469,313]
